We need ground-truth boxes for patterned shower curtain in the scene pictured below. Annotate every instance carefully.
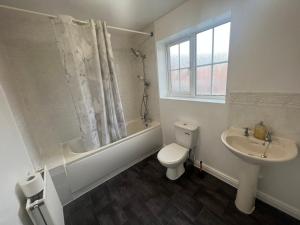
[52,16,127,151]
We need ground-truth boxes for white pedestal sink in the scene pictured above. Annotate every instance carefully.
[221,127,298,214]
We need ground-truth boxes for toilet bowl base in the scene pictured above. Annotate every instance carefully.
[166,163,185,180]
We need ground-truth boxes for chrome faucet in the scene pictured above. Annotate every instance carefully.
[265,130,272,143]
[244,127,250,137]
[261,130,272,158]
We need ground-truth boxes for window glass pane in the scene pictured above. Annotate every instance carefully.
[180,69,190,92]
[170,44,179,70]
[180,41,190,68]
[212,63,228,95]
[196,66,211,95]
[213,22,231,63]
[171,70,180,93]
[197,29,213,66]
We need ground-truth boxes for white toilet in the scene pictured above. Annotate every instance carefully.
[157,121,198,180]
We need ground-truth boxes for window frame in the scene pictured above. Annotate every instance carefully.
[166,19,231,100]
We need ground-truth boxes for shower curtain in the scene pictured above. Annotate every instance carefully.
[52,16,127,150]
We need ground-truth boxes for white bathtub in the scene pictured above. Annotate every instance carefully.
[62,120,162,198]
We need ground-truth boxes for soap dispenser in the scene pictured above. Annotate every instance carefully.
[254,121,267,140]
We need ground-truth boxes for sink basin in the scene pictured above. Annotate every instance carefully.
[221,127,298,165]
[221,127,298,214]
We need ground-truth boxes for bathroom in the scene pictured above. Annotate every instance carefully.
[0,0,299,224]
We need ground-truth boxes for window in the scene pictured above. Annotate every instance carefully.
[167,22,231,100]
[169,40,191,94]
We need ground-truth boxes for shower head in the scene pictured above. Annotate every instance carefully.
[131,48,146,59]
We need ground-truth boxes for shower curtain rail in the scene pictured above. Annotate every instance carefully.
[0,4,154,37]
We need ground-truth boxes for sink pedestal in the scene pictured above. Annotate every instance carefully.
[235,163,260,214]
[221,127,298,214]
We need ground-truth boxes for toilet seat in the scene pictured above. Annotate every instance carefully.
[157,143,189,165]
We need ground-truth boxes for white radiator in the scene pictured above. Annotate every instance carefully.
[26,167,65,225]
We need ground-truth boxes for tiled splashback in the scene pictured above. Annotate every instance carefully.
[228,92,300,143]
[229,92,300,108]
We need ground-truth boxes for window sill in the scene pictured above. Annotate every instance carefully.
[160,96,226,104]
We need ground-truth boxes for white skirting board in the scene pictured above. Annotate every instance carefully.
[194,160,300,220]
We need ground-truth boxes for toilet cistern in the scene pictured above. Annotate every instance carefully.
[157,121,198,180]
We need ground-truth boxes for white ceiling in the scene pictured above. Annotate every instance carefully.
[0,0,187,30]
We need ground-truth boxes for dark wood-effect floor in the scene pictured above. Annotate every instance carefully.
[64,154,300,225]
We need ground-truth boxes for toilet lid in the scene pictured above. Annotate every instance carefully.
[158,143,189,164]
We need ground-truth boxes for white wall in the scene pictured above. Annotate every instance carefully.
[110,31,143,122]
[154,0,300,218]
[0,43,43,170]
[0,53,33,225]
